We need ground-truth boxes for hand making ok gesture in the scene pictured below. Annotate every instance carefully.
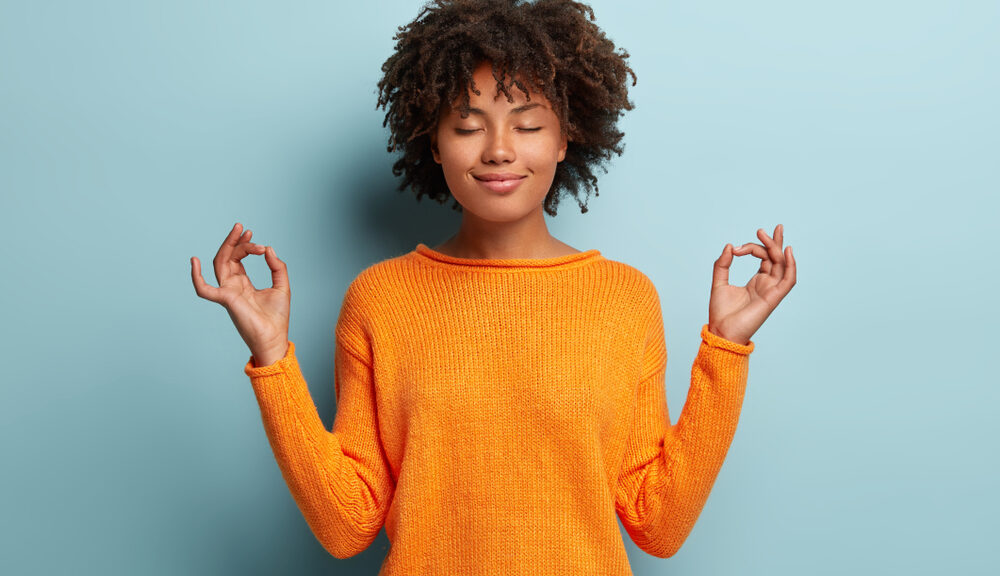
[191,223,292,367]
[707,224,797,345]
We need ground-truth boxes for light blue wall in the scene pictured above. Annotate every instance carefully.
[2,1,996,574]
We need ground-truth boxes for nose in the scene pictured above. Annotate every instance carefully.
[482,128,515,164]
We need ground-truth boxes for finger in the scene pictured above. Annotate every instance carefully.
[213,223,244,284]
[225,241,269,281]
[756,227,783,263]
[264,246,291,293]
[234,228,255,261]
[712,244,734,287]
[230,240,267,262]
[191,256,224,303]
[734,242,773,276]
[757,227,785,280]
[776,245,797,295]
[237,229,262,260]
[733,243,768,260]
[773,224,786,280]
[225,228,266,279]
[238,226,266,258]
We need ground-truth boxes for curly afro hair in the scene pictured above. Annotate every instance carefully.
[376,0,637,215]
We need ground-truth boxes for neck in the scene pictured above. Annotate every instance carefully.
[437,207,566,259]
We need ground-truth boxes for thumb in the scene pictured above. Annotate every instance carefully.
[264,246,290,293]
[712,244,733,288]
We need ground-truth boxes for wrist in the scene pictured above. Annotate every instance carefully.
[707,324,750,346]
[252,340,290,368]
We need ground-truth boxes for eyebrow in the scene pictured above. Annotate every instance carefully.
[458,102,544,116]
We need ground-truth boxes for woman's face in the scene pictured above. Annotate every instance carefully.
[432,61,567,224]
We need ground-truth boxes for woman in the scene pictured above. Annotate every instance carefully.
[190,1,795,573]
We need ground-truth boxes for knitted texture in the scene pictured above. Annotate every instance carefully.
[243,243,754,575]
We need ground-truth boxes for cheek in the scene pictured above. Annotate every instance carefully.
[438,149,467,174]
[528,139,565,168]
[436,136,474,166]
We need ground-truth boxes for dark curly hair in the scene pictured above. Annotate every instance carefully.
[376,0,637,215]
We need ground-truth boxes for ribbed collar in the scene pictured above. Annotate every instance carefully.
[413,243,603,270]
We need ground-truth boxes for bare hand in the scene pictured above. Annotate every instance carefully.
[708,224,796,345]
[191,223,291,366]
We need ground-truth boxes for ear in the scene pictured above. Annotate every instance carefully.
[431,133,442,164]
[556,131,569,163]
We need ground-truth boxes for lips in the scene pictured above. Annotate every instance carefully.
[473,173,526,194]
[475,172,525,181]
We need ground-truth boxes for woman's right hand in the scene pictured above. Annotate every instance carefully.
[191,223,291,367]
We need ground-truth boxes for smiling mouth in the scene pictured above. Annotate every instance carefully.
[473,173,526,194]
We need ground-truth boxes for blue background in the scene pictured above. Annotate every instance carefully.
[2,0,996,574]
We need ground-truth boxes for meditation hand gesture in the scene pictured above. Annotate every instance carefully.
[708,224,797,345]
[191,223,291,367]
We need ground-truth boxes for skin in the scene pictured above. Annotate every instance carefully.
[712,225,796,345]
[191,224,290,365]
[430,61,573,259]
[190,63,796,364]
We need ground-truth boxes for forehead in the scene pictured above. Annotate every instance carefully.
[449,63,552,113]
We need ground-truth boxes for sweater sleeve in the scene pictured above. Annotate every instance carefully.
[614,303,753,558]
[243,290,394,559]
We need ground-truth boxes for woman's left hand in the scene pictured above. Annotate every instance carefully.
[708,224,797,345]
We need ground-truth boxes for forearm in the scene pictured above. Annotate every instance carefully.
[244,342,385,558]
[632,327,752,557]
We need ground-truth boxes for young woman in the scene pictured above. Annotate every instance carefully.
[191,1,795,573]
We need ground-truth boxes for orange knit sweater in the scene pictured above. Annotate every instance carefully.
[243,243,754,575]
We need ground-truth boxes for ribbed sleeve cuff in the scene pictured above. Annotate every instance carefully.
[244,341,298,378]
[700,325,754,355]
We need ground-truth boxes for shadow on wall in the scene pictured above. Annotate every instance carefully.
[326,144,463,263]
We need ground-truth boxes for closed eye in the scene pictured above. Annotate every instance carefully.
[455,128,480,134]
[517,127,542,132]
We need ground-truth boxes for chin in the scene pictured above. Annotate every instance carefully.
[460,198,544,223]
